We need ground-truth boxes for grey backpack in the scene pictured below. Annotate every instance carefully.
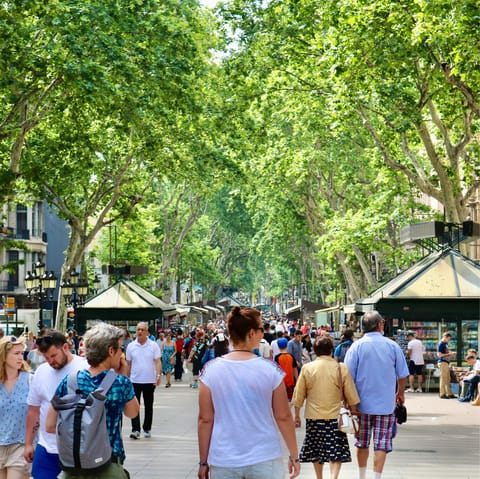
[51,369,117,472]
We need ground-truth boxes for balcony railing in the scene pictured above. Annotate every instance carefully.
[15,229,30,240]
[0,227,47,242]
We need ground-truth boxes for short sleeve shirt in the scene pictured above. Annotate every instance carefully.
[345,332,409,415]
[0,371,30,445]
[200,357,284,467]
[407,338,425,365]
[28,355,87,453]
[55,369,135,462]
[126,339,161,383]
[437,340,450,363]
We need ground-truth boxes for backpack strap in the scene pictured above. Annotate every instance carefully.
[67,371,80,394]
[98,369,118,394]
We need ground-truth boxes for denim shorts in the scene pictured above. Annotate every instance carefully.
[210,458,284,479]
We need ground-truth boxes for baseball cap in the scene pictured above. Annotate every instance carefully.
[277,338,288,349]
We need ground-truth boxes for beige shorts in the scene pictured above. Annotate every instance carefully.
[0,443,31,473]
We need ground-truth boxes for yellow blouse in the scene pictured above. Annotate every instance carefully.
[291,356,360,420]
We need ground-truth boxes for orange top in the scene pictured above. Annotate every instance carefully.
[275,353,296,387]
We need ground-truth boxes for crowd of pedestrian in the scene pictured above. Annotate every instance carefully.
[0,309,478,479]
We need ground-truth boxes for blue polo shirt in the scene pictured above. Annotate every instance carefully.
[345,332,409,415]
[55,369,135,462]
[437,340,450,363]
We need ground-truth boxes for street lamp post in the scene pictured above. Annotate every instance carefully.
[92,274,101,294]
[25,261,58,331]
[61,270,90,331]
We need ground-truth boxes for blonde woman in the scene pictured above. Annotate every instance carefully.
[0,336,31,479]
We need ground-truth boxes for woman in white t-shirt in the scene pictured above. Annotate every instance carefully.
[198,306,300,479]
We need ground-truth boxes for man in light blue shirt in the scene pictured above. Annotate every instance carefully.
[287,330,303,372]
[345,311,409,479]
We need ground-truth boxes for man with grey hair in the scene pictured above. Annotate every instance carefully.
[125,322,161,439]
[46,323,139,478]
[345,311,409,479]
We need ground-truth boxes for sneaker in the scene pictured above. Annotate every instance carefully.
[130,431,140,439]
[440,395,450,399]
[143,431,151,438]
[415,388,423,393]
[405,388,414,393]
[192,382,199,389]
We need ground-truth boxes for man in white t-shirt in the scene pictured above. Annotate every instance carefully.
[406,332,425,393]
[126,322,162,439]
[258,337,272,359]
[270,331,284,359]
[24,330,87,479]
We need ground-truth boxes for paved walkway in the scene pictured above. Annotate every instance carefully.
[123,372,480,479]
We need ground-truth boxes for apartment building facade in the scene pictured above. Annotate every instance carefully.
[0,201,68,330]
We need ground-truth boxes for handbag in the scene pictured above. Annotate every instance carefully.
[337,365,359,435]
[394,403,407,424]
[170,354,176,365]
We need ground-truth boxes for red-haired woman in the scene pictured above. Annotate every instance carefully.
[197,306,300,479]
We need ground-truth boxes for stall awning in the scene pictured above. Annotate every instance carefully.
[356,248,480,312]
[315,305,340,314]
[188,306,209,314]
[285,304,301,315]
[83,279,176,314]
[204,305,221,314]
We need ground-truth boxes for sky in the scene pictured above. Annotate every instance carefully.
[199,0,218,7]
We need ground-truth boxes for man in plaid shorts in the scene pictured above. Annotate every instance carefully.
[345,311,409,479]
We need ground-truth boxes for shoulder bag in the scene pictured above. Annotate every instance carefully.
[337,365,359,435]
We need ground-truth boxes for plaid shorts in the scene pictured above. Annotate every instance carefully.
[355,413,396,452]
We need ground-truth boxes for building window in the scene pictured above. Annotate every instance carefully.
[7,250,19,289]
[32,201,44,238]
[16,204,29,239]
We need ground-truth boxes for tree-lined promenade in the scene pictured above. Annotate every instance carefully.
[1,1,479,330]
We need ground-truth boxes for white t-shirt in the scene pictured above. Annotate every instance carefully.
[465,359,480,381]
[27,355,87,453]
[275,323,285,333]
[126,338,161,383]
[407,338,425,365]
[200,356,284,467]
[270,339,281,358]
[258,338,272,359]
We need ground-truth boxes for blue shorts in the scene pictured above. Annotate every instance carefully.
[32,444,60,479]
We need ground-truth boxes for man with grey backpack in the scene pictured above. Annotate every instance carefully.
[46,323,139,479]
